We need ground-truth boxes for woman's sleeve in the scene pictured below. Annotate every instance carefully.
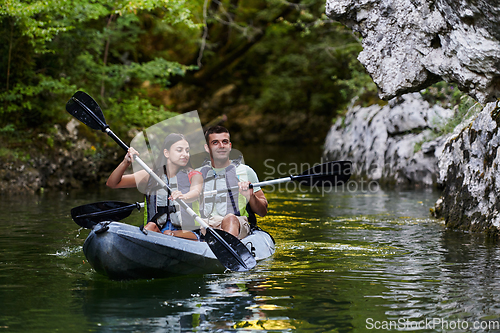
[188,170,202,183]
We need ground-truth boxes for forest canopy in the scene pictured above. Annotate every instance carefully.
[0,0,376,149]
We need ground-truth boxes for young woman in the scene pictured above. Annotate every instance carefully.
[106,133,203,240]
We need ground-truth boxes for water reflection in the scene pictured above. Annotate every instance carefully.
[78,274,290,331]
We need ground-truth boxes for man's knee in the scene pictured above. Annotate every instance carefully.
[221,214,240,232]
[222,214,237,224]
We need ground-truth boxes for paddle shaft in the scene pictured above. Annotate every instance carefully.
[202,176,292,197]
[202,172,333,196]
[75,202,144,220]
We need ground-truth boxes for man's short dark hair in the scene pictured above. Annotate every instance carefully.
[204,125,230,143]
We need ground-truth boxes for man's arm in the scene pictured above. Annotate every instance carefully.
[238,180,268,217]
[238,165,268,216]
[248,189,268,217]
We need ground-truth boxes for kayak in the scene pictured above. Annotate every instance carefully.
[83,222,275,280]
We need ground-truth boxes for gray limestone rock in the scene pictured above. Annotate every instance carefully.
[324,93,453,186]
[325,0,500,104]
[325,0,500,235]
[433,102,500,235]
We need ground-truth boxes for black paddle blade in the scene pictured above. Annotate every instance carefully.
[71,201,140,229]
[66,91,107,131]
[205,228,257,272]
[296,160,352,187]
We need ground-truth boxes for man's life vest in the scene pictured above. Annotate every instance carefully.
[199,158,257,227]
[145,168,198,231]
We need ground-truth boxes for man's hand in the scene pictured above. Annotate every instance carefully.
[239,182,268,217]
[238,181,253,201]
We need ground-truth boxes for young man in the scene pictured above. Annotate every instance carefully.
[199,126,268,239]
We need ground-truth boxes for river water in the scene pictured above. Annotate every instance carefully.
[2,147,500,332]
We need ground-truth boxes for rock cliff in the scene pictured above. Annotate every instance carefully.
[326,0,500,235]
[325,0,500,104]
[324,93,453,187]
[433,101,500,236]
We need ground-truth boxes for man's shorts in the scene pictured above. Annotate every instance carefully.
[204,215,251,239]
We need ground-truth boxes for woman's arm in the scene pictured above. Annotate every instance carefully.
[170,171,202,203]
[106,148,148,188]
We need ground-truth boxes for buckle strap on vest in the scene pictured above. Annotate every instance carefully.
[226,184,240,216]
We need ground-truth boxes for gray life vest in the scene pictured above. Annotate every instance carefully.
[199,157,250,220]
[145,169,197,230]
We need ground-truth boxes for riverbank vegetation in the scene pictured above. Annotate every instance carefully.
[413,83,482,153]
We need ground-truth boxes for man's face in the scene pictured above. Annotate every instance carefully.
[206,132,232,162]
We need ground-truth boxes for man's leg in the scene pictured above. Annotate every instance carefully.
[144,222,161,233]
[221,214,240,238]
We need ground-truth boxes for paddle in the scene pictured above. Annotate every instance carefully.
[202,160,352,196]
[66,91,256,272]
[71,201,143,229]
[74,160,352,225]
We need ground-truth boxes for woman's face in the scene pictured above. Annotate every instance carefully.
[164,139,190,167]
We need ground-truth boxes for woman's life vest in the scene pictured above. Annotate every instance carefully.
[199,158,257,227]
[145,168,198,231]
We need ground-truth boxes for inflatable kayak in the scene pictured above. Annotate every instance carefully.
[83,221,275,280]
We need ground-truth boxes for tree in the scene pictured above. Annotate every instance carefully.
[157,0,377,144]
[0,0,196,141]
[0,0,376,147]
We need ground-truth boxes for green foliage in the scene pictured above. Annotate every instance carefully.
[0,0,197,146]
[253,18,375,142]
[46,136,54,149]
[413,92,483,153]
[106,95,179,130]
[420,81,464,108]
[440,95,482,135]
[185,0,375,144]
[117,58,196,87]
[421,83,479,137]
[0,124,15,133]
[0,0,376,149]
[0,146,31,162]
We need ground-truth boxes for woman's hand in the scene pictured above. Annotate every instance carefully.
[124,147,139,165]
[169,190,184,201]
[107,147,142,189]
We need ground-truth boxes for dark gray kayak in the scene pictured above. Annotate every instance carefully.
[83,222,275,280]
